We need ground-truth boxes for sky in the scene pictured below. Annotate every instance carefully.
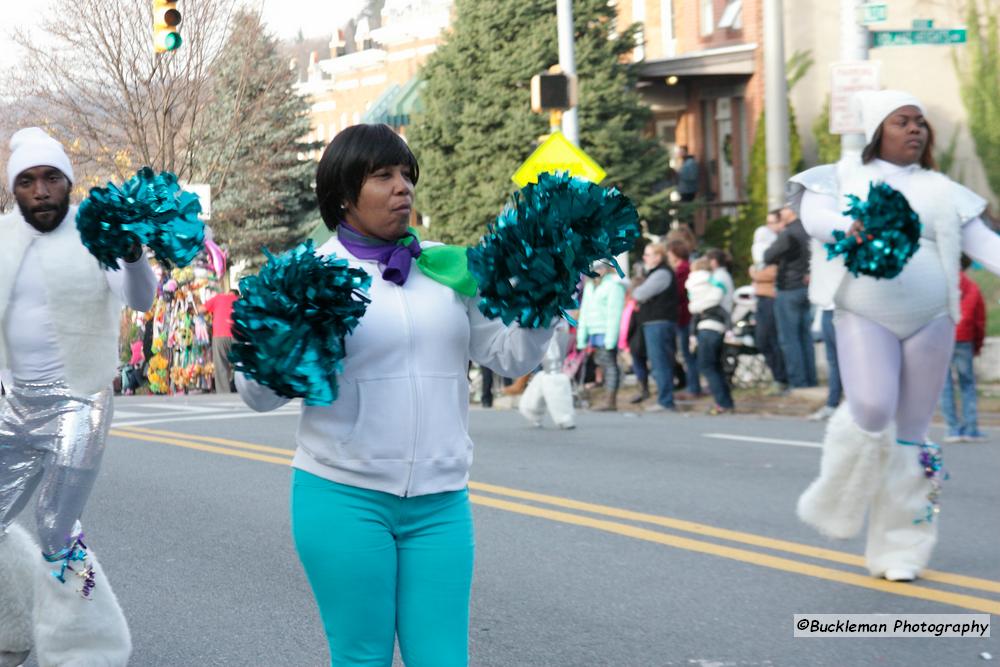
[0,0,366,73]
[258,0,366,40]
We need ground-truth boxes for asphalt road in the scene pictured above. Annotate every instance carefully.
[17,394,1000,666]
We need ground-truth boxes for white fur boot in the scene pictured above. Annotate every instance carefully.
[33,541,131,667]
[540,372,575,429]
[0,524,37,666]
[796,404,892,539]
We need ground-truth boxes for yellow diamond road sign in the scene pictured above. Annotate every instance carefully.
[511,131,607,187]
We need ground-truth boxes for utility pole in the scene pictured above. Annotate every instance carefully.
[840,0,869,162]
[763,0,789,210]
[556,0,578,146]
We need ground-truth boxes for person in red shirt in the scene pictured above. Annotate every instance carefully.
[666,239,702,398]
[939,256,987,442]
[201,289,239,393]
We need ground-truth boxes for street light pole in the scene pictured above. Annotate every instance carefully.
[840,0,869,162]
[763,0,789,210]
[556,0,578,146]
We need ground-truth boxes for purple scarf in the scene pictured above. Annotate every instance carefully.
[337,222,422,286]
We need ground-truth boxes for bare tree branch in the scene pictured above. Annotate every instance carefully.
[2,0,238,188]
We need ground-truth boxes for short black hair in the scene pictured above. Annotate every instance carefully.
[315,124,420,230]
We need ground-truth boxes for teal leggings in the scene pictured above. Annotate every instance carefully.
[291,469,475,667]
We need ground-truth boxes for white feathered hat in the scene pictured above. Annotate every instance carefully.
[852,90,926,145]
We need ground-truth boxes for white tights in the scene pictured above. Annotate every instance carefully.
[833,311,954,576]
[835,311,955,442]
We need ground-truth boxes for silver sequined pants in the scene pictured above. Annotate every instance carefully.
[0,380,112,555]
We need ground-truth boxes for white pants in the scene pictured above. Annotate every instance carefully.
[518,372,575,428]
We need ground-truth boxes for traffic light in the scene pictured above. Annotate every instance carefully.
[153,0,182,53]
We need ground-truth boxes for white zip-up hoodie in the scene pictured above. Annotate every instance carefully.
[237,236,554,497]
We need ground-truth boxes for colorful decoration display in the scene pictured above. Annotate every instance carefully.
[467,171,640,328]
[825,181,921,279]
[230,241,372,406]
[121,262,218,395]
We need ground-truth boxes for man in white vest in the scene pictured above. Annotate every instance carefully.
[0,128,156,667]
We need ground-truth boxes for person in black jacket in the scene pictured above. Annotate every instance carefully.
[763,206,817,388]
[630,243,680,411]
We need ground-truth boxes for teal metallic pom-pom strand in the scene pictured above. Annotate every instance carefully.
[75,167,205,270]
[467,172,640,328]
[229,240,372,406]
[825,181,921,279]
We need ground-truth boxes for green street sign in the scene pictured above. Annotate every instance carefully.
[912,19,934,29]
[870,29,967,47]
[861,3,887,24]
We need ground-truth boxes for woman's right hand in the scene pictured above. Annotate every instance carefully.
[847,219,865,242]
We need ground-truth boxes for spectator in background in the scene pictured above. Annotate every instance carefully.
[750,210,788,394]
[809,301,842,421]
[687,251,735,414]
[577,264,627,411]
[623,263,650,404]
[940,255,988,442]
[676,146,699,202]
[666,225,699,261]
[630,243,680,412]
[201,288,240,393]
[666,239,702,398]
[764,205,817,389]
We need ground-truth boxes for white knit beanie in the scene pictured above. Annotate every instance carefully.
[6,127,74,191]
[852,90,926,145]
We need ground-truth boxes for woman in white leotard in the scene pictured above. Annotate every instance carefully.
[789,90,1000,582]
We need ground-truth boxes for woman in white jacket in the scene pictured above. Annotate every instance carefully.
[686,251,735,414]
[791,90,1000,582]
[236,124,552,667]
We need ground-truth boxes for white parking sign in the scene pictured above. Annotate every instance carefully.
[829,62,881,134]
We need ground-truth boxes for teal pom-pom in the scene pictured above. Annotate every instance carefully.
[229,240,371,406]
[825,181,921,279]
[467,172,640,328]
[75,167,205,270]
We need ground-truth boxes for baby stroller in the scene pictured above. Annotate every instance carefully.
[721,285,771,388]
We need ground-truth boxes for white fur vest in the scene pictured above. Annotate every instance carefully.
[0,207,121,395]
[791,159,986,320]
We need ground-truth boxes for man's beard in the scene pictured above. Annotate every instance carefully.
[18,195,70,233]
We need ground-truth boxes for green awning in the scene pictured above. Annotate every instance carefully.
[388,77,425,125]
[362,77,424,127]
[361,83,402,125]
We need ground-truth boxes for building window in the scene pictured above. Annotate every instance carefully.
[632,0,645,61]
[700,0,714,36]
[718,0,742,30]
[660,0,675,57]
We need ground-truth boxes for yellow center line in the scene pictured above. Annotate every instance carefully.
[468,481,1000,594]
[470,495,1000,615]
[110,425,1000,608]
[109,429,293,466]
[113,425,296,457]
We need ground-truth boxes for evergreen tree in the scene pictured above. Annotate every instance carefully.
[954,0,1000,199]
[195,10,319,265]
[409,0,667,245]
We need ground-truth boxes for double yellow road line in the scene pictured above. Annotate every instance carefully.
[110,424,1000,614]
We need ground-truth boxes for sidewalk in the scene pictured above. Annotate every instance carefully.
[489,378,1000,428]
